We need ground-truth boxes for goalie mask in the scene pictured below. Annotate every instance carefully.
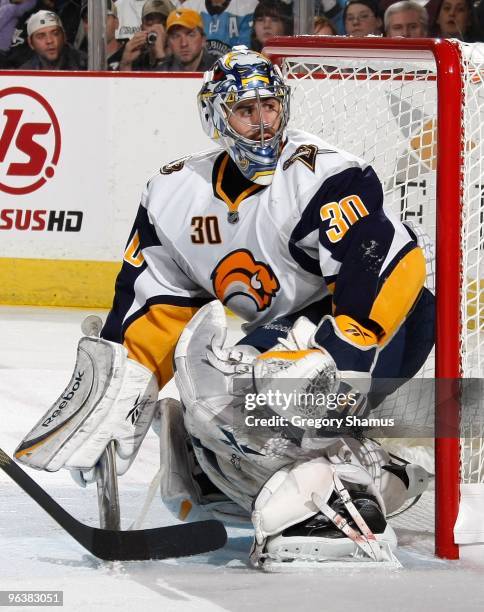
[198,45,290,185]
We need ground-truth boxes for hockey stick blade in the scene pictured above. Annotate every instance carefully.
[0,448,227,561]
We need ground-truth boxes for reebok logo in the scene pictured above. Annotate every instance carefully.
[345,323,372,339]
[343,322,376,347]
[42,371,84,427]
[126,394,147,426]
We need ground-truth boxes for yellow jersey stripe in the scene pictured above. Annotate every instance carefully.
[370,247,426,343]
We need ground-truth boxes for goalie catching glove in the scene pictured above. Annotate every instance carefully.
[14,336,159,476]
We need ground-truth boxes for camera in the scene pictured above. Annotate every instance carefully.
[147,32,158,45]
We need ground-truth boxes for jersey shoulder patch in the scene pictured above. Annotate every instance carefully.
[160,154,192,175]
[282,144,335,173]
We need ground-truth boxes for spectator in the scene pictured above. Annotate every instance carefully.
[6,0,57,67]
[343,0,383,35]
[20,9,87,69]
[140,0,175,31]
[316,0,346,34]
[155,8,218,70]
[80,1,124,69]
[430,0,481,41]
[250,0,293,52]
[181,0,259,57]
[0,0,36,54]
[314,15,338,34]
[384,0,428,36]
[119,0,174,70]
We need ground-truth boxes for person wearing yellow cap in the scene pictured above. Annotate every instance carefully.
[153,8,218,71]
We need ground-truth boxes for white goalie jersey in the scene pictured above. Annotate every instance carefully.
[101,128,425,390]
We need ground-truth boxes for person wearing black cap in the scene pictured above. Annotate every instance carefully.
[343,0,383,35]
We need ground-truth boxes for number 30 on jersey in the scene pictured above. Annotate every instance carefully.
[320,195,369,243]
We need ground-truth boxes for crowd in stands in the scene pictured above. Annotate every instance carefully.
[1,0,484,71]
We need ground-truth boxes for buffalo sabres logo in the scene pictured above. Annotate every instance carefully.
[283,144,320,172]
[160,155,190,175]
[211,249,280,312]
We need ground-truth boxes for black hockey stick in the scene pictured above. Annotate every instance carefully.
[0,448,227,561]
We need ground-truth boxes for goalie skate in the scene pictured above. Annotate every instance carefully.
[261,493,400,572]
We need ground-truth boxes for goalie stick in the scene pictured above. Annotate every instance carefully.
[0,447,227,561]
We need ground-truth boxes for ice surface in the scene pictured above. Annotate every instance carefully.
[1,306,484,612]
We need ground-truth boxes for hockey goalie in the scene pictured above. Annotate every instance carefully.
[14,46,434,569]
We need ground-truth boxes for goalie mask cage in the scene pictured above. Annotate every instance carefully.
[264,37,484,560]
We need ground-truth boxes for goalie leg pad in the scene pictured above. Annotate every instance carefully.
[158,398,250,525]
[15,337,158,475]
[250,458,398,569]
[174,301,272,510]
[262,494,398,571]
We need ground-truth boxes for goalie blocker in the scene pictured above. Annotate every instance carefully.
[14,336,159,475]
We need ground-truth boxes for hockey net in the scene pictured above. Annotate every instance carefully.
[264,37,484,559]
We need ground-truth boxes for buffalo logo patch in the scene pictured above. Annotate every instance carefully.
[211,249,280,312]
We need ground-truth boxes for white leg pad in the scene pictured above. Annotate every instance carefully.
[252,458,335,545]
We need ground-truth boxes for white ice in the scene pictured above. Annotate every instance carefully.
[1,306,484,612]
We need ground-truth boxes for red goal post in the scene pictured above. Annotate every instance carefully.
[264,37,484,560]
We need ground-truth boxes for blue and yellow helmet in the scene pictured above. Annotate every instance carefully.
[198,46,290,185]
